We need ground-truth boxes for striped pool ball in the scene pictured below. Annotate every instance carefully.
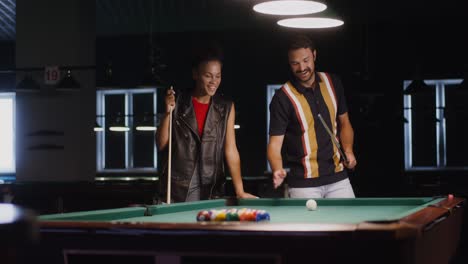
[196,210,211,222]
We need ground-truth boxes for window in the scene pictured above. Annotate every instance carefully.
[0,93,15,174]
[403,79,467,171]
[96,88,157,174]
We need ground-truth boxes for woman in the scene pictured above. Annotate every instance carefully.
[156,45,256,202]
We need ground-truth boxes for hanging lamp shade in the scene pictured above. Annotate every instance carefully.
[135,113,156,131]
[109,113,129,132]
[94,121,104,132]
[16,75,40,90]
[57,70,80,89]
[276,7,343,29]
[277,17,343,29]
[253,1,326,16]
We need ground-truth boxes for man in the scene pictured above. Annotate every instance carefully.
[267,35,357,198]
[156,44,256,202]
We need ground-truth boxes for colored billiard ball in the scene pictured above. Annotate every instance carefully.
[215,211,227,221]
[306,199,317,211]
[226,212,239,221]
[196,210,211,221]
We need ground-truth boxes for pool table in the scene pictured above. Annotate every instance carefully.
[37,196,465,264]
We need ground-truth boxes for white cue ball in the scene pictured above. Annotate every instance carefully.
[306,199,317,211]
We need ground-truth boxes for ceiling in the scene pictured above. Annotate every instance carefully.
[96,0,268,36]
[95,0,467,37]
[1,0,466,41]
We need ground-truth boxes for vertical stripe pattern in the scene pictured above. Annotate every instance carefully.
[281,72,345,178]
[318,72,344,171]
[282,82,318,178]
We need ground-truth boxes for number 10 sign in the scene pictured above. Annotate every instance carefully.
[44,66,61,85]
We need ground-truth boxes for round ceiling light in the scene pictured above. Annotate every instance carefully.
[253,1,327,16]
[277,17,344,29]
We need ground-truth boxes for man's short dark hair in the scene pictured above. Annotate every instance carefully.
[191,41,224,70]
[287,34,316,52]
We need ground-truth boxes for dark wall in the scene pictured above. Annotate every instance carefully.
[0,41,15,89]
[0,41,15,68]
[14,0,96,182]
[0,0,464,196]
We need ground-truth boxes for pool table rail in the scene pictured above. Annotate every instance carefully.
[38,197,465,241]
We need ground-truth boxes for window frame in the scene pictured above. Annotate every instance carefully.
[0,92,15,175]
[96,88,157,173]
[403,78,467,171]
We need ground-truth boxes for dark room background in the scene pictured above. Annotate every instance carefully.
[0,0,467,209]
[95,0,468,198]
[0,1,467,263]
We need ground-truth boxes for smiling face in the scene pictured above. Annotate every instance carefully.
[193,60,222,97]
[288,47,317,87]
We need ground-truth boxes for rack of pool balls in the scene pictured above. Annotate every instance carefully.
[196,208,270,222]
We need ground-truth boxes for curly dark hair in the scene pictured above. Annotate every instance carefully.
[191,41,224,70]
[287,34,316,52]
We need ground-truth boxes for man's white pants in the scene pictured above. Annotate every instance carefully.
[288,178,355,198]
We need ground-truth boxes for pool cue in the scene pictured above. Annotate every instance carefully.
[167,86,174,204]
[317,113,348,163]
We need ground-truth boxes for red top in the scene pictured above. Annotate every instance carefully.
[192,97,210,137]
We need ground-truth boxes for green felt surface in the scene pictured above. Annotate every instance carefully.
[40,197,443,225]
